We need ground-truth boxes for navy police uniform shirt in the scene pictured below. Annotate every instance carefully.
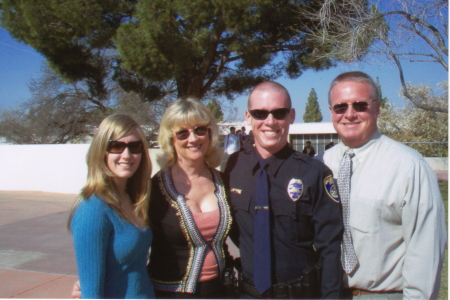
[224,144,343,298]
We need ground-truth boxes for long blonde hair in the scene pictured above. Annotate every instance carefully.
[158,97,222,169]
[68,114,152,229]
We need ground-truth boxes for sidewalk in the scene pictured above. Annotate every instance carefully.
[0,191,78,298]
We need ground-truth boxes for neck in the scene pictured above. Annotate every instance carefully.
[255,142,287,159]
[114,178,128,197]
[175,159,206,176]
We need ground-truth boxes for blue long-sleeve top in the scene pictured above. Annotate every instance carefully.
[71,196,154,299]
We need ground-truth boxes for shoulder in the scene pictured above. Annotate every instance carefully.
[71,196,112,232]
[380,135,423,159]
[289,150,332,174]
[75,196,109,215]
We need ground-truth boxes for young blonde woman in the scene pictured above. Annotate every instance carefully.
[69,114,155,299]
[148,97,235,299]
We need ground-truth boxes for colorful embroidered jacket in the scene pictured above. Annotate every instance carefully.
[147,167,233,294]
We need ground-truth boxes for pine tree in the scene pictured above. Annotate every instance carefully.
[303,88,323,122]
[376,77,389,109]
[0,0,368,101]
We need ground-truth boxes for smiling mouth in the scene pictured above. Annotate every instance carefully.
[118,163,133,168]
[262,130,279,136]
[187,145,202,151]
[342,122,361,126]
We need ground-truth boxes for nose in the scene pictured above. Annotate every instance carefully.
[264,112,276,125]
[344,103,357,119]
[121,146,132,158]
[187,131,199,142]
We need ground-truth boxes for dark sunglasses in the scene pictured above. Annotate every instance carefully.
[174,125,209,141]
[330,101,372,114]
[107,140,144,154]
[248,108,291,120]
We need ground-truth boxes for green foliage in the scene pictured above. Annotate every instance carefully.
[378,82,448,157]
[206,99,224,123]
[375,77,389,109]
[303,88,323,122]
[0,0,363,101]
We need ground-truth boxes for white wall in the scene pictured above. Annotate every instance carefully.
[0,144,163,194]
[0,144,446,194]
[425,157,448,171]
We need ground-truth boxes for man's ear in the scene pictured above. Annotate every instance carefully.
[289,108,296,124]
[245,110,252,125]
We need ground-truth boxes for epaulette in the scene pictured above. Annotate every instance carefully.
[292,151,311,163]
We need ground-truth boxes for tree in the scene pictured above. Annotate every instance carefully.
[378,81,448,157]
[0,65,175,144]
[206,99,224,123]
[305,0,448,113]
[303,88,323,122]
[0,0,365,102]
[375,77,389,109]
[0,66,111,144]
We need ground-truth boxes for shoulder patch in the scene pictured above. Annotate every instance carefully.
[287,178,303,201]
[324,175,340,203]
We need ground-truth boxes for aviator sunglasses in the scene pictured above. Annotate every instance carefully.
[248,108,291,120]
[330,101,372,114]
[174,125,209,141]
[107,140,144,154]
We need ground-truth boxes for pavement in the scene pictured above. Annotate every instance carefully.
[0,191,78,298]
[0,170,446,298]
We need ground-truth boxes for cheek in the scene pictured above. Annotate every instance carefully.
[105,153,113,170]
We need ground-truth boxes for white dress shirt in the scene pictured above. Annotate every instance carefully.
[321,130,447,299]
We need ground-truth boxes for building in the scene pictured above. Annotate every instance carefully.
[289,122,340,154]
[219,122,339,156]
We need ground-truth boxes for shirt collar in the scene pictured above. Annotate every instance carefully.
[249,143,294,176]
[337,129,381,167]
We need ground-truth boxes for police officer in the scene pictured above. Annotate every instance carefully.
[224,81,343,299]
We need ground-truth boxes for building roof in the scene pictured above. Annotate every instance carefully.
[218,122,336,135]
[288,122,336,134]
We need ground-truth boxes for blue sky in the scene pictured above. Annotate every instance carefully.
[0,27,447,122]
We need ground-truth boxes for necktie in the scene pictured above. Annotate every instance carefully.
[338,148,358,274]
[253,159,271,294]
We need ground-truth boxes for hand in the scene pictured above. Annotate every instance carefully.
[71,280,81,299]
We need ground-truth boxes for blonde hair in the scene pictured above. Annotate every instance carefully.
[158,97,222,168]
[68,114,152,229]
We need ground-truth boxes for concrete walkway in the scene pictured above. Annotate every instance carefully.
[0,191,78,298]
[0,170,446,298]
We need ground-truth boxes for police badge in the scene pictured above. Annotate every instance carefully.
[287,178,303,201]
[324,175,340,203]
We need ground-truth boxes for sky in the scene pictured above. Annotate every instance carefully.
[0,27,448,123]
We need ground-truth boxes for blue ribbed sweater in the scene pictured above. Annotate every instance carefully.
[71,196,154,299]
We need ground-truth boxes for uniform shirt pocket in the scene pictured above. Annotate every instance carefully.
[272,198,313,243]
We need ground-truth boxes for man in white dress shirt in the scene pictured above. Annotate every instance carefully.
[320,71,446,299]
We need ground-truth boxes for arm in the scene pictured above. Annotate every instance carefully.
[312,170,343,299]
[401,160,447,299]
[71,198,111,299]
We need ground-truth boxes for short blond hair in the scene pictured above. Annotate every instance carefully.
[69,114,152,229]
[158,97,222,168]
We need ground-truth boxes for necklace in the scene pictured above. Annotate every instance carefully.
[183,173,201,186]
[176,165,205,187]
